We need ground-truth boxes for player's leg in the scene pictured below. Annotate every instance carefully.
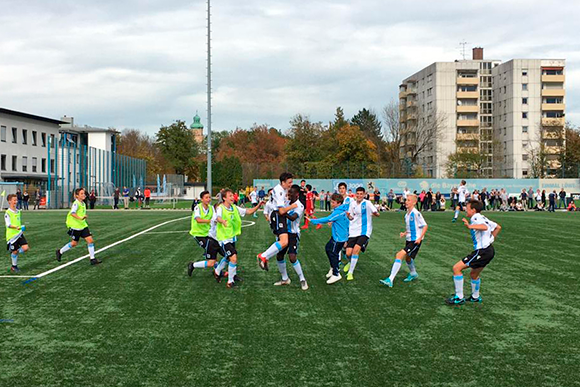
[288,252,308,290]
[189,237,212,275]
[343,246,353,273]
[85,234,101,265]
[56,232,78,262]
[380,249,407,287]
[446,260,469,304]
[468,267,484,302]
[346,244,362,280]
[274,249,290,285]
[452,204,460,222]
[326,239,342,283]
[226,252,238,288]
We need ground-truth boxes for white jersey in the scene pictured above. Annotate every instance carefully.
[250,191,258,204]
[405,208,427,242]
[403,189,410,199]
[272,184,288,209]
[469,213,498,250]
[458,185,469,203]
[264,200,276,218]
[343,196,353,207]
[193,205,218,240]
[286,200,305,235]
[348,199,378,238]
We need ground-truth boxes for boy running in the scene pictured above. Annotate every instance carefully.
[307,193,349,284]
[215,189,262,288]
[257,172,294,271]
[446,199,501,305]
[5,194,29,273]
[56,188,102,265]
[272,185,308,290]
[380,194,428,287]
[343,187,380,280]
[250,187,259,217]
[301,184,315,229]
[452,180,469,222]
[187,191,226,280]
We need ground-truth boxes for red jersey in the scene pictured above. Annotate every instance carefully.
[306,192,314,213]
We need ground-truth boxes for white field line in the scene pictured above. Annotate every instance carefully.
[0,218,256,279]
[0,216,190,279]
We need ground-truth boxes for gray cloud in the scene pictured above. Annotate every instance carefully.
[1,0,579,135]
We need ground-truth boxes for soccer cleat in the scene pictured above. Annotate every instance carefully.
[90,259,102,266]
[300,280,309,290]
[11,265,20,273]
[300,225,309,230]
[451,218,456,223]
[187,262,194,277]
[226,281,236,289]
[343,262,351,273]
[234,275,243,282]
[274,278,291,286]
[257,254,269,271]
[379,278,393,287]
[468,295,482,303]
[56,249,62,262]
[403,273,419,282]
[326,268,334,279]
[445,295,465,305]
[213,270,223,283]
[315,224,323,230]
[326,274,342,284]
[346,273,354,281]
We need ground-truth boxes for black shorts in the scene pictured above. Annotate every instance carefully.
[68,227,92,241]
[346,235,370,252]
[269,210,288,236]
[462,245,495,269]
[458,201,466,210]
[277,233,300,259]
[403,240,422,259]
[220,242,237,258]
[7,235,28,252]
[194,236,222,260]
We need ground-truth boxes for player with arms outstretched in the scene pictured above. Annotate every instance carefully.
[452,180,469,222]
[5,194,29,273]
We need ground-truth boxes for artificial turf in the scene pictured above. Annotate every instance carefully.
[0,209,579,387]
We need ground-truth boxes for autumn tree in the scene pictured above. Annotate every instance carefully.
[155,120,200,179]
[285,114,325,166]
[352,108,387,162]
[116,128,171,180]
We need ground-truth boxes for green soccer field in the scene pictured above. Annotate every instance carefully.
[1,209,579,387]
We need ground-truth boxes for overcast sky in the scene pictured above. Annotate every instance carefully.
[1,0,579,136]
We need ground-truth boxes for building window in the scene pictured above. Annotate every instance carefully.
[1,126,5,142]
[523,126,528,133]
[41,133,47,147]
[523,170,528,176]
[22,156,28,172]
[522,83,528,91]
[503,142,507,150]
[50,134,55,148]
[1,155,5,171]
[522,70,528,76]
[522,154,529,161]
[12,155,17,171]
[22,129,28,145]
[32,131,37,146]
[522,98,528,105]
[42,158,47,173]
[427,88,433,97]
[50,159,55,173]
[12,127,17,143]
[522,112,528,119]
[32,157,38,173]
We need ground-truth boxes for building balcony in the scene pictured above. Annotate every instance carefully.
[542,89,565,97]
[457,105,479,113]
[457,77,479,86]
[544,146,563,155]
[542,117,565,127]
[542,74,565,83]
[456,132,479,141]
[399,91,408,99]
[542,103,565,111]
[457,146,479,153]
[407,88,417,95]
[457,119,479,127]
[542,130,564,140]
[407,113,417,120]
[400,115,407,123]
[407,100,417,108]
[457,91,479,99]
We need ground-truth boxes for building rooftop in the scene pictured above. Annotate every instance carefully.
[0,107,66,125]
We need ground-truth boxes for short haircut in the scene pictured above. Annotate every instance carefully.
[338,182,347,189]
[467,199,484,213]
[290,184,301,194]
[356,187,365,193]
[200,190,210,199]
[267,188,273,194]
[300,179,306,183]
[279,172,293,182]
[74,188,86,196]
[330,193,344,203]
[306,184,312,190]
[461,180,467,185]
[222,188,233,196]
[7,194,16,201]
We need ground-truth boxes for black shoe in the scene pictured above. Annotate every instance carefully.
[90,259,102,265]
[234,275,243,282]
[226,281,236,289]
[56,249,62,262]
[467,295,482,303]
[445,295,465,305]
[213,270,223,283]
[187,262,194,277]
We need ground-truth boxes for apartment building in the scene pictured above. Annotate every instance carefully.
[399,48,566,178]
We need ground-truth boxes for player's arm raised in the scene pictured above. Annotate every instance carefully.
[244,201,263,215]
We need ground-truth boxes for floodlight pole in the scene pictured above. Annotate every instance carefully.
[206,0,212,195]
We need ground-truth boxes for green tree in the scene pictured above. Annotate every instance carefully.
[560,123,580,177]
[155,120,200,178]
[352,108,387,162]
[336,124,378,163]
[446,147,487,178]
[285,114,325,166]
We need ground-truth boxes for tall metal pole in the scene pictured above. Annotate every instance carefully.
[206,0,212,195]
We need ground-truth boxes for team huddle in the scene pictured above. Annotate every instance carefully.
[184,172,502,305]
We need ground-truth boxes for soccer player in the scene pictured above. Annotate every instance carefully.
[446,199,501,305]
[301,184,315,229]
[5,194,29,273]
[56,188,102,265]
[343,187,380,280]
[307,193,349,284]
[215,189,262,288]
[257,172,294,271]
[187,191,225,281]
[380,194,428,287]
[336,182,353,260]
[272,185,308,290]
[249,187,259,217]
[452,180,469,222]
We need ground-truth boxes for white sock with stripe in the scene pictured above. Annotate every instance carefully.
[348,255,359,275]
[407,259,417,275]
[88,243,95,259]
[292,260,305,281]
[277,259,289,281]
[261,241,283,260]
[454,275,464,299]
[454,210,459,219]
[389,258,402,281]
[193,261,208,269]
[228,262,237,283]
[471,278,481,298]
[214,258,227,275]
[60,242,72,254]
[11,253,18,266]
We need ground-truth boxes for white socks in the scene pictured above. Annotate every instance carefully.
[471,278,481,298]
[453,275,464,298]
[88,243,95,259]
[228,262,237,283]
[407,259,417,275]
[454,210,459,219]
[389,258,402,281]
[262,241,283,260]
[277,259,289,281]
[60,242,72,254]
[292,260,305,281]
[193,261,208,269]
[11,253,18,266]
[348,255,359,275]
[214,258,227,275]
